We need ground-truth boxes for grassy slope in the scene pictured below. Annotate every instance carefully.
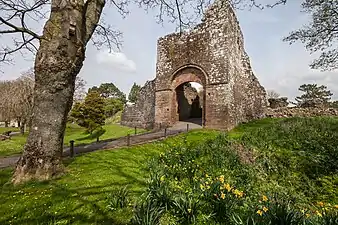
[0,130,218,225]
[229,117,338,204]
[0,124,145,157]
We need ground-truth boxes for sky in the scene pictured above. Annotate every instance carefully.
[1,1,337,101]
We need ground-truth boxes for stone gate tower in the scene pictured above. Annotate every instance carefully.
[121,0,267,130]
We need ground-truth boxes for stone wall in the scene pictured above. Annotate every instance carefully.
[121,80,156,129]
[154,0,266,130]
[268,97,288,109]
[265,107,338,118]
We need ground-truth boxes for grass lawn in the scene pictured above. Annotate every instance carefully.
[0,127,19,133]
[0,124,145,157]
[0,130,219,225]
[1,117,337,224]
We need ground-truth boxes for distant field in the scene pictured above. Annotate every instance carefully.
[0,124,145,157]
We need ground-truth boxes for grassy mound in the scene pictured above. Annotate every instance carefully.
[0,117,337,224]
[135,117,338,224]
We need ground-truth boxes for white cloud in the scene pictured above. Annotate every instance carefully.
[96,50,136,72]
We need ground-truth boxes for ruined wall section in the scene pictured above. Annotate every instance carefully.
[121,80,155,130]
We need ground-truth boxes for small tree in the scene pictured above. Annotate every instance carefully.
[128,83,141,103]
[70,91,105,133]
[104,98,124,118]
[295,84,333,107]
[266,90,280,99]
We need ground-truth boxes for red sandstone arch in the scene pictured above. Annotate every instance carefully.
[171,64,208,88]
[170,65,207,126]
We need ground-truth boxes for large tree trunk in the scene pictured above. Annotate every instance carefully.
[12,0,104,184]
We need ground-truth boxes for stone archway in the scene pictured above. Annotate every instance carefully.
[170,66,207,126]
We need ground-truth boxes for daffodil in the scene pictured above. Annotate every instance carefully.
[232,189,244,198]
[256,210,263,216]
[262,195,268,202]
[224,183,231,192]
[263,207,268,212]
[315,211,322,217]
[221,192,225,199]
[317,202,324,207]
[219,175,225,183]
[160,176,165,182]
[334,205,338,209]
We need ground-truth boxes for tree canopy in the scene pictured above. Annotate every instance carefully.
[295,83,333,107]
[128,82,141,103]
[89,83,126,103]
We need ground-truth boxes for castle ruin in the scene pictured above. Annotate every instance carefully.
[121,0,267,130]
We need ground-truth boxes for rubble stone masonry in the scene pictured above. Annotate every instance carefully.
[121,0,267,130]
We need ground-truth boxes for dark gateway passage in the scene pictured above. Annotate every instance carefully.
[176,83,202,124]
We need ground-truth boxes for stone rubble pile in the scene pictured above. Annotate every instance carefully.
[265,107,338,118]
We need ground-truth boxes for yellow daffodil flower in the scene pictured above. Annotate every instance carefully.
[224,183,231,192]
[315,211,322,217]
[221,192,225,199]
[263,207,268,212]
[262,195,268,202]
[257,210,263,216]
[219,175,225,183]
[317,202,324,207]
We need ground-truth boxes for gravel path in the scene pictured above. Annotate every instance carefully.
[0,121,202,169]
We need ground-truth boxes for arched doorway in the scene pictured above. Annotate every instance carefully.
[170,66,207,126]
[176,82,203,125]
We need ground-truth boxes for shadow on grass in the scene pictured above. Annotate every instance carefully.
[76,129,106,141]
[1,183,126,225]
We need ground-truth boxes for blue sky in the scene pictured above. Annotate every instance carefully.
[1,1,337,101]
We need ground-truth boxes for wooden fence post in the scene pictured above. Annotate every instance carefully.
[70,140,75,157]
[127,134,130,146]
[134,126,137,135]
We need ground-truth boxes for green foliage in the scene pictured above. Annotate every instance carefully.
[295,84,333,107]
[128,82,141,103]
[89,83,126,103]
[105,111,123,124]
[240,117,338,203]
[107,186,130,211]
[104,98,124,117]
[70,91,105,133]
[131,200,164,225]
